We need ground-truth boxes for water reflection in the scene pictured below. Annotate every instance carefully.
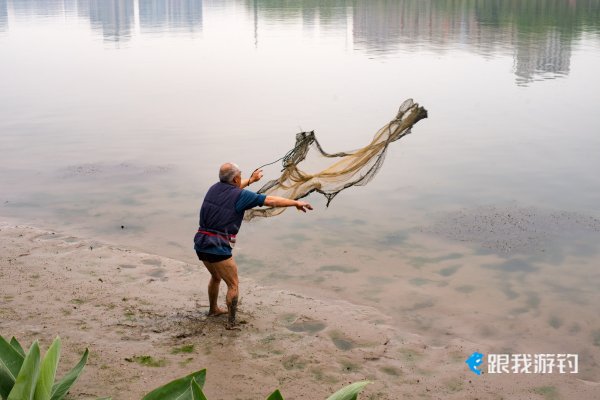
[10,0,77,18]
[5,0,600,82]
[81,0,135,43]
[351,0,516,55]
[0,0,7,32]
[514,30,572,84]
[248,0,349,29]
[139,0,202,34]
[248,0,600,84]
[5,0,204,42]
[353,0,600,85]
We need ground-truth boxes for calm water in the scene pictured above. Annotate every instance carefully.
[2,0,600,381]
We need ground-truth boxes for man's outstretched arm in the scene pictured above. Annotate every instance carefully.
[241,169,263,189]
[264,196,313,213]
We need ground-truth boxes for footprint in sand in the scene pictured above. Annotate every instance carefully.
[329,330,356,351]
[147,268,165,278]
[286,316,326,334]
[282,354,307,370]
[142,258,162,266]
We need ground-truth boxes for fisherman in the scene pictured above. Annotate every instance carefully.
[194,162,313,329]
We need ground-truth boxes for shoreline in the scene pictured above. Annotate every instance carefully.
[1,221,597,399]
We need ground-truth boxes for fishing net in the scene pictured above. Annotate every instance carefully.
[245,99,428,220]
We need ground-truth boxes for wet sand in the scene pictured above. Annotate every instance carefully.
[1,221,599,399]
[239,205,600,385]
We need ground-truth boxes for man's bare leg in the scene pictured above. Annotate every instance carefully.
[211,257,239,328]
[202,261,227,316]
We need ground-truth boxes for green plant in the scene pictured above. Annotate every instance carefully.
[2,335,370,400]
[126,355,166,368]
[265,390,284,400]
[144,370,369,400]
[0,336,88,400]
[264,381,370,400]
[325,381,371,400]
[146,369,369,400]
[141,369,206,400]
[171,345,195,354]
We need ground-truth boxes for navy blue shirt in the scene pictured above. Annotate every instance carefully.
[235,190,267,214]
[195,189,266,256]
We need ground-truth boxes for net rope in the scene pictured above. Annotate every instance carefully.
[245,98,428,220]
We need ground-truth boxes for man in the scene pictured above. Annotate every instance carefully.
[194,162,313,329]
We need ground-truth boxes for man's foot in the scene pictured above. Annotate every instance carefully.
[207,307,228,317]
[225,321,241,331]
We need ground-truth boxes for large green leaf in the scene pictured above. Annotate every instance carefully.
[190,378,208,400]
[1,368,15,400]
[325,381,371,400]
[164,378,208,400]
[265,389,285,400]
[0,336,25,383]
[0,336,25,399]
[173,387,192,400]
[34,337,61,400]
[7,341,41,400]
[9,338,25,358]
[142,370,207,400]
[49,348,88,400]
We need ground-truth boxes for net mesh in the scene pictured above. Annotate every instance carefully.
[245,99,428,220]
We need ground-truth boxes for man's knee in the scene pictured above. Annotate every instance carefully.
[217,259,238,287]
[226,279,239,291]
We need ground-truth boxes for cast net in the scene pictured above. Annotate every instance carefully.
[245,99,428,220]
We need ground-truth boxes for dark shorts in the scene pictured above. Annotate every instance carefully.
[196,250,231,263]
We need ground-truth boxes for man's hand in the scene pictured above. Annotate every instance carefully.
[295,201,313,213]
[264,196,314,212]
[250,169,263,184]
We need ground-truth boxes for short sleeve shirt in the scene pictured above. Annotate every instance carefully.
[235,190,266,214]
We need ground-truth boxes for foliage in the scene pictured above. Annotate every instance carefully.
[126,355,166,368]
[325,381,371,400]
[143,370,369,400]
[2,335,370,400]
[0,336,88,400]
[171,345,195,355]
[141,370,206,400]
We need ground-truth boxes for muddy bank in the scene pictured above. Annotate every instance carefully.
[421,205,600,255]
[1,222,598,399]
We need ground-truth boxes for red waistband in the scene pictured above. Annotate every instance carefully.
[197,229,236,241]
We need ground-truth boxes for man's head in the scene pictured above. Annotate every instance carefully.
[219,162,242,187]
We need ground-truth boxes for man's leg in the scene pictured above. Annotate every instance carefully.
[211,257,239,327]
[202,261,227,316]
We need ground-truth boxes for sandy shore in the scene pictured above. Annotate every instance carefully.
[1,222,598,399]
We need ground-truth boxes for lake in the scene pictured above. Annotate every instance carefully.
[1,0,600,390]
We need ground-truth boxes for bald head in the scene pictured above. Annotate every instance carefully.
[219,162,241,184]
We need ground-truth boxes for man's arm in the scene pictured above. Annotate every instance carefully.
[241,169,263,189]
[240,168,312,212]
[264,196,313,213]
